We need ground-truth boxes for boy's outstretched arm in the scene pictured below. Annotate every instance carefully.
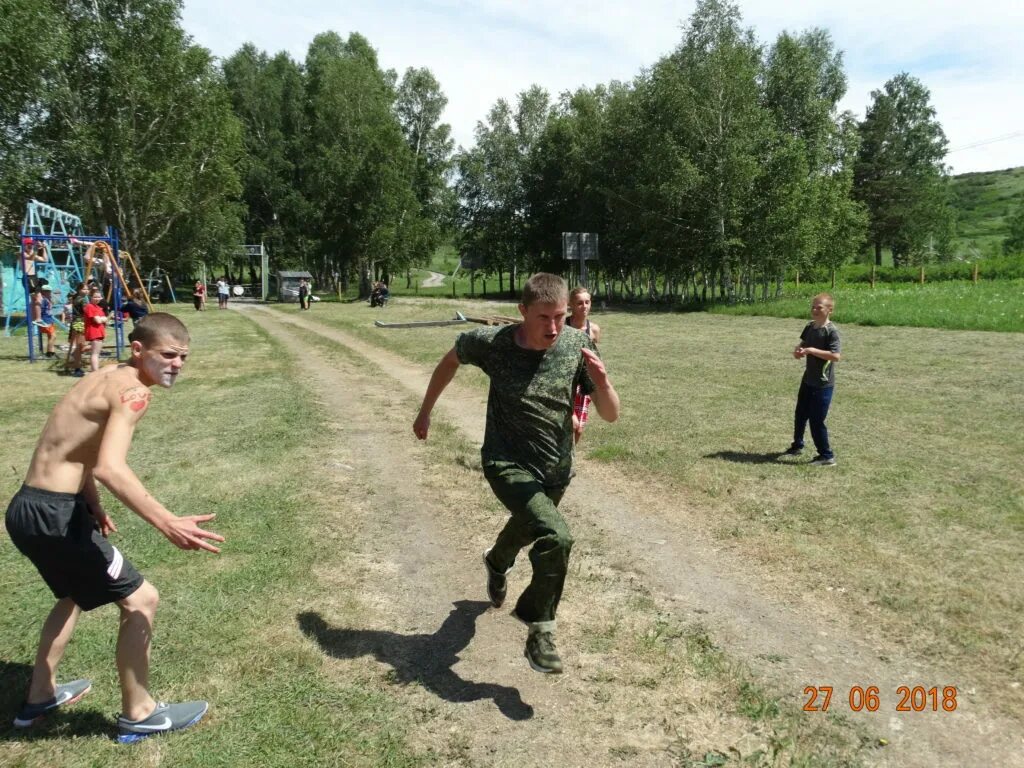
[582,348,620,423]
[413,347,461,440]
[94,389,224,553]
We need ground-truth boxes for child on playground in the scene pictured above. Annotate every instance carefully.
[21,241,49,322]
[121,289,149,326]
[5,313,223,742]
[66,282,89,377]
[36,286,57,358]
[785,293,842,466]
[413,273,620,674]
[567,286,602,444]
[83,289,108,372]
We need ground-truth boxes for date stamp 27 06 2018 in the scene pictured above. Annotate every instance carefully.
[803,685,958,713]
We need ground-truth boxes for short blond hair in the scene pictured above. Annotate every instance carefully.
[522,273,568,307]
[812,293,834,309]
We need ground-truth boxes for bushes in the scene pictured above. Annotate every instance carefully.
[795,256,1024,284]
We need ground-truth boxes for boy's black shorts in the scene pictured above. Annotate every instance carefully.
[5,485,144,610]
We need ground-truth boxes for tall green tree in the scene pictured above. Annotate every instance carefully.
[669,0,766,300]
[759,29,865,289]
[526,85,615,277]
[0,0,66,234]
[1003,196,1024,255]
[394,67,455,267]
[224,45,310,276]
[854,73,953,266]
[455,86,549,293]
[303,32,421,293]
[40,0,244,273]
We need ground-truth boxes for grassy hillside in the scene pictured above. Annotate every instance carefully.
[951,165,1024,256]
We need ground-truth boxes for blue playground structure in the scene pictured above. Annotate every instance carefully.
[3,199,127,362]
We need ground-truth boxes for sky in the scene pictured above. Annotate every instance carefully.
[180,0,1024,175]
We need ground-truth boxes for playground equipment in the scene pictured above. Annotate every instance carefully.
[146,267,177,303]
[3,199,140,363]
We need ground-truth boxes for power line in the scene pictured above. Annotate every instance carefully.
[947,130,1024,154]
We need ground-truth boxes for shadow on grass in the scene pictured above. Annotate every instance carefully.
[0,661,112,741]
[298,600,533,721]
[704,450,790,465]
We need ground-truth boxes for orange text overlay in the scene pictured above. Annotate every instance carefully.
[803,686,958,713]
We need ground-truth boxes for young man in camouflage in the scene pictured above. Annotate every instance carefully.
[413,273,620,673]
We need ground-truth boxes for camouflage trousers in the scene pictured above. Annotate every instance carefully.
[483,462,572,624]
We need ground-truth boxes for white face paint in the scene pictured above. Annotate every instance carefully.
[136,339,189,388]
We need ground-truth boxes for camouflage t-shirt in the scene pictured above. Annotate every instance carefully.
[455,324,597,486]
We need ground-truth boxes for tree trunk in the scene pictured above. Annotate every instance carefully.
[874,240,883,267]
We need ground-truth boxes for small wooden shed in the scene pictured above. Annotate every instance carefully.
[277,270,312,303]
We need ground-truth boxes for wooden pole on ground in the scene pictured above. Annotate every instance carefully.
[919,265,925,285]
[830,269,836,289]
[795,269,799,288]
[870,263,875,288]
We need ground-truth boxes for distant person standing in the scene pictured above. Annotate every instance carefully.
[567,287,602,445]
[217,278,229,309]
[66,282,89,377]
[22,241,49,325]
[82,290,108,373]
[36,286,58,358]
[784,293,842,466]
[298,279,310,310]
[192,280,205,312]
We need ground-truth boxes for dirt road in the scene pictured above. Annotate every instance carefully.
[242,304,1023,767]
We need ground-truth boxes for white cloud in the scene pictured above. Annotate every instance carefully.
[181,0,1024,173]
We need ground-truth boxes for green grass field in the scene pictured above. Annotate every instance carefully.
[705,279,1024,332]
[299,298,1024,720]
[0,309,425,767]
[2,298,1022,763]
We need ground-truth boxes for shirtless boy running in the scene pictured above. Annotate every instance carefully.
[5,313,224,743]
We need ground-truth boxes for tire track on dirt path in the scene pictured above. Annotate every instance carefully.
[240,304,1023,767]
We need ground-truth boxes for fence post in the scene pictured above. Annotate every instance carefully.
[795,269,800,288]
[919,265,925,285]
[870,263,875,289]
[830,268,836,289]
